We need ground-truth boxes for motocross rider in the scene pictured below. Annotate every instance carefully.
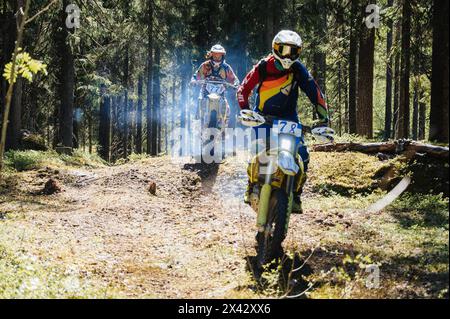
[191,44,240,120]
[237,30,332,214]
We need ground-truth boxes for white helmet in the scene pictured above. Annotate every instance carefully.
[272,30,303,69]
[209,44,226,67]
[210,44,226,54]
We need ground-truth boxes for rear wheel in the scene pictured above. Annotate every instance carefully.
[256,189,289,269]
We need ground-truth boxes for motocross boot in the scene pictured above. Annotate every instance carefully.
[291,172,307,214]
[292,193,303,214]
[244,180,252,205]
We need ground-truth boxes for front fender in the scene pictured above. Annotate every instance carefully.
[277,151,299,176]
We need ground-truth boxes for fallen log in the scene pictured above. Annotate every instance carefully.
[312,140,449,159]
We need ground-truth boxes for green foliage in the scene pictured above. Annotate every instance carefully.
[389,193,449,229]
[20,133,48,151]
[2,49,47,84]
[0,243,112,298]
[4,150,54,171]
[59,149,107,168]
[308,152,403,196]
[4,150,106,172]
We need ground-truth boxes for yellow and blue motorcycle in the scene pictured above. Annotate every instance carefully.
[239,109,334,269]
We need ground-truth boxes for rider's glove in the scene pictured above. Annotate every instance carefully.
[312,120,330,129]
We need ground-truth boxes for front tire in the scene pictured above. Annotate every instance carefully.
[256,189,289,269]
[208,110,218,129]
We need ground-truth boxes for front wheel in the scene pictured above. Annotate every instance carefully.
[256,189,289,269]
[208,110,218,129]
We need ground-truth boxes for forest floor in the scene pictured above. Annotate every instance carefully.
[0,150,448,298]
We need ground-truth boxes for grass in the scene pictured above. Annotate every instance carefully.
[389,193,449,229]
[297,192,449,299]
[4,149,106,172]
[0,225,117,298]
[307,152,405,196]
[0,245,111,298]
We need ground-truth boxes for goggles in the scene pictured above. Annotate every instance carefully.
[274,43,302,60]
[212,52,224,61]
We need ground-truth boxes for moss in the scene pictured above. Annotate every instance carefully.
[405,157,449,196]
[4,149,106,172]
[20,133,48,151]
[308,152,400,196]
[307,151,447,197]
[0,243,114,298]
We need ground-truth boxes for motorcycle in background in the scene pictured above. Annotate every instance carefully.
[191,79,238,161]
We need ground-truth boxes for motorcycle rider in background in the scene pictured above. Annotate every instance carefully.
[191,44,240,121]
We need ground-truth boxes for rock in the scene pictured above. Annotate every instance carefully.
[147,181,157,195]
[377,152,390,161]
[42,178,61,195]
[56,146,73,155]
[20,130,48,151]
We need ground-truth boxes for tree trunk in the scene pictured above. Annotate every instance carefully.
[129,97,134,153]
[6,78,22,150]
[313,0,327,96]
[151,46,160,156]
[73,105,80,149]
[264,0,274,50]
[429,0,449,143]
[163,88,168,153]
[418,100,426,140]
[146,1,153,154]
[4,2,21,151]
[136,75,143,154]
[392,22,401,138]
[348,0,359,134]
[384,0,394,140]
[397,0,411,139]
[58,0,75,148]
[88,101,92,154]
[356,2,375,138]
[171,75,176,151]
[99,85,110,161]
[412,85,419,140]
[312,140,449,160]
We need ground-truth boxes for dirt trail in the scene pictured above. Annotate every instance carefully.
[4,155,275,298]
[2,153,447,298]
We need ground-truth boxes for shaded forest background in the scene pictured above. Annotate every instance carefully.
[0,0,448,163]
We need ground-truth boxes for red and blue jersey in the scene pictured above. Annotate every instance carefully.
[237,55,329,123]
[192,60,238,85]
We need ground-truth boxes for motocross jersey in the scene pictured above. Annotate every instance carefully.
[192,60,239,86]
[237,55,329,124]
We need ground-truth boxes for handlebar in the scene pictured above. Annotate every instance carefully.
[238,110,334,143]
[190,80,238,90]
[257,114,312,134]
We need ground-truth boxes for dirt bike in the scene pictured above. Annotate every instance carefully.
[239,109,334,269]
[191,79,238,161]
